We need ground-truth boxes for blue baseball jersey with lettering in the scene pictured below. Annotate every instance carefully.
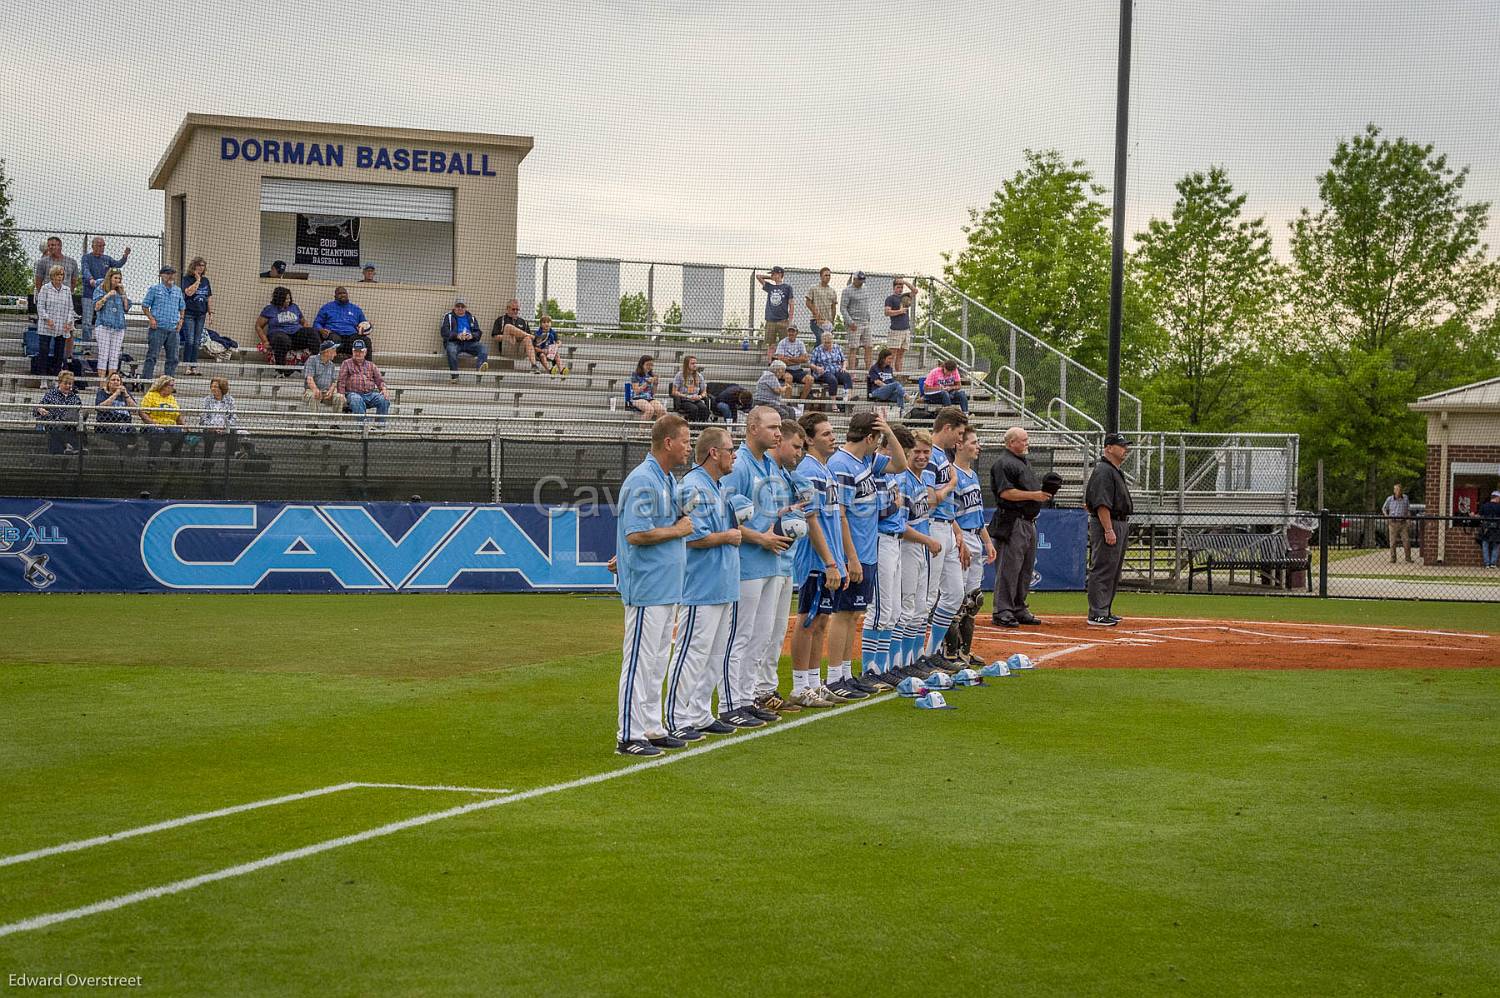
[615,455,685,607]
[827,447,890,565]
[680,465,740,605]
[721,443,783,581]
[903,468,935,537]
[792,454,845,581]
[876,470,908,536]
[928,446,957,522]
[954,463,986,531]
[777,465,803,577]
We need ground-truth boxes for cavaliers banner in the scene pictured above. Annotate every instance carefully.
[0,498,1086,594]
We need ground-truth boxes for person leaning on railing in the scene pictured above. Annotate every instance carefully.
[34,370,82,455]
[140,375,186,462]
[93,372,138,452]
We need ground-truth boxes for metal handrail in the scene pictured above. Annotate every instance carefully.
[1046,396,1104,433]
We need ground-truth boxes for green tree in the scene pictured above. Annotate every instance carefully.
[1132,167,1282,430]
[661,301,682,332]
[0,159,30,297]
[618,291,655,330]
[1286,124,1500,511]
[942,149,1116,363]
[534,297,576,325]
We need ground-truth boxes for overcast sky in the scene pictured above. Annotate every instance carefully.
[4,0,1497,276]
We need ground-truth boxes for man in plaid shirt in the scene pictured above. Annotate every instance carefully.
[336,339,391,426]
[810,330,853,402]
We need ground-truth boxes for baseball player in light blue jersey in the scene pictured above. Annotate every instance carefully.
[720,407,798,720]
[788,411,852,707]
[754,418,809,703]
[666,425,764,738]
[826,411,907,697]
[870,424,945,685]
[946,426,997,666]
[920,406,970,670]
[614,415,695,757]
[890,428,948,676]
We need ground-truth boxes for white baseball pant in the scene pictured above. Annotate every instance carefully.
[755,574,794,695]
[931,521,964,617]
[618,603,676,744]
[962,529,986,593]
[874,534,905,634]
[664,601,736,731]
[725,576,776,708]
[900,538,931,633]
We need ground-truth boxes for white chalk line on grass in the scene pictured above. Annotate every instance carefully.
[0,694,893,939]
[0,783,511,870]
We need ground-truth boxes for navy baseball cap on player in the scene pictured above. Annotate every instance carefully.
[1104,432,1132,448]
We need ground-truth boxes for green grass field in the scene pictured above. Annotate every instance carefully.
[2,592,1498,996]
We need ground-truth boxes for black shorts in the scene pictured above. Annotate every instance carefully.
[797,571,837,617]
[832,561,877,613]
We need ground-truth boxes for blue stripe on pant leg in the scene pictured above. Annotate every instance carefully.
[665,606,696,731]
[719,603,739,712]
[621,608,646,743]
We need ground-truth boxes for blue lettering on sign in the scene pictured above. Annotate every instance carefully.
[139,504,612,591]
[218,138,486,177]
[1037,531,1052,550]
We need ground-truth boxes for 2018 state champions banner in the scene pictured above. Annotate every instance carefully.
[0,498,1087,594]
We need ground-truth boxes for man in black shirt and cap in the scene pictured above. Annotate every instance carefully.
[1084,432,1134,626]
[989,426,1054,627]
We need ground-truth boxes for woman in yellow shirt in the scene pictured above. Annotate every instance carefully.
[140,375,186,463]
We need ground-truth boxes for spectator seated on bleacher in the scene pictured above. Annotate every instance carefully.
[921,359,969,414]
[93,372,138,452]
[337,340,390,427]
[712,384,754,423]
[315,287,375,358]
[670,355,711,422]
[303,340,346,413]
[810,331,853,401]
[256,287,320,374]
[867,348,907,411]
[532,315,567,376]
[140,375,187,462]
[752,359,796,419]
[493,299,534,367]
[200,377,258,465]
[772,326,815,398]
[625,355,666,421]
[440,297,489,378]
[34,371,82,455]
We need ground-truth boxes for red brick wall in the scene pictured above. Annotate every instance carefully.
[1423,444,1500,566]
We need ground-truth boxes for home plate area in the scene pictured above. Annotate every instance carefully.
[968,616,1500,670]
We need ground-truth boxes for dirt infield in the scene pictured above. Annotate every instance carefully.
[969,616,1500,670]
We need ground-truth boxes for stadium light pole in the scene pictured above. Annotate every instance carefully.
[1106,0,1133,434]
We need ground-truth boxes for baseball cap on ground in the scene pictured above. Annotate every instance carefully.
[915,691,955,710]
[924,670,955,690]
[1007,653,1034,671]
[981,661,1012,678]
[951,668,987,687]
[896,676,928,697]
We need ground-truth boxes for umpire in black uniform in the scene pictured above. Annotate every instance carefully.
[989,427,1055,627]
[1084,432,1134,626]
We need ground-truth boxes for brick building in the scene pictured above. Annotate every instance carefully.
[1409,376,1500,566]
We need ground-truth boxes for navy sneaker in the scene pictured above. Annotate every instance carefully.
[720,709,766,729]
[700,719,736,735]
[745,705,780,723]
[992,612,1019,628]
[648,734,688,749]
[849,674,883,694]
[1016,612,1043,625]
[669,727,705,742]
[826,679,869,700]
[877,668,907,688]
[616,740,663,756]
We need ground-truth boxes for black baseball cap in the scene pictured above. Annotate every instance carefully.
[1104,432,1131,448]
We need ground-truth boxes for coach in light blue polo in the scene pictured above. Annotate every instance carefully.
[614,415,694,757]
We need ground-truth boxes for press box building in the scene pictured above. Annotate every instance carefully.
[149,114,532,357]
